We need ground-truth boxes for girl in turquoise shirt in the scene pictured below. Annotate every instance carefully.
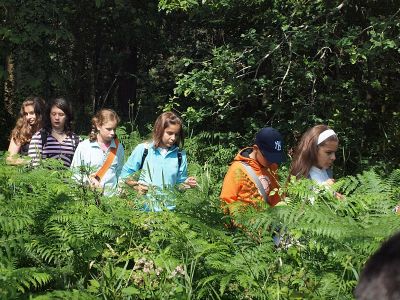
[120,112,197,211]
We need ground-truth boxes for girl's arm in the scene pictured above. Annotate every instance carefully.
[322,178,344,200]
[6,138,26,165]
[325,167,344,200]
[119,143,149,194]
[8,138,21,155]
[120,143,145,180]
[176,150,188,184]
[177,150,198,189]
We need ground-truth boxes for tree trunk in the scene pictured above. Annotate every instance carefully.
[117,46,137,121]
[4,54,14,116]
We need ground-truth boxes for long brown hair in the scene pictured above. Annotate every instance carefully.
[10,96,45,145]
[152,111,184,148]
[89,109,120,142]
[289,124,338,179]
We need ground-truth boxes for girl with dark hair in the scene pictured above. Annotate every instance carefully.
[28,97,80,167]
[120,111,197,210]
[289,124,343,199]
[7,96,46,165]
[70,109,124,196]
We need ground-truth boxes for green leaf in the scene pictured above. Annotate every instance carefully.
[122,286,140,295]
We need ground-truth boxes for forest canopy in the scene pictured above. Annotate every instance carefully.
[1,0,399,174]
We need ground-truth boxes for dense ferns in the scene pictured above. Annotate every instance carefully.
[0,159,399,299]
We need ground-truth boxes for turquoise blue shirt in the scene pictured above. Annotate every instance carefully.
[120,142,188,211]
[120,142,188,187]
[70,139,124,196]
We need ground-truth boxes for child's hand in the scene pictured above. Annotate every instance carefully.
[136,183,149,195]
[323,179,344,200]
[334,191,345,200]
[324,178,335,186]
[89,174,101,188]
[125,179,149,195]
[184,176,198,188]
[125,179,139,187]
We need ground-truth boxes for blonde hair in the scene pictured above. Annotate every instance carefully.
[289,124,338,179]
[10,96,45,145]
[152,111,184,148]
[89,109,120,142]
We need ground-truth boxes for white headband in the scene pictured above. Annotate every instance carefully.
[317,129,336,145]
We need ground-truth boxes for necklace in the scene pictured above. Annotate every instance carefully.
[52,128,65,135]
[52,129,66,143]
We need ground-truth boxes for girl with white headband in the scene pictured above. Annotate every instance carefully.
[289,124,343,198]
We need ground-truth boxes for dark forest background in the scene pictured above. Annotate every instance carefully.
[1,0,399,174]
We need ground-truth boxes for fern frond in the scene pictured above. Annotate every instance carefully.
[0,266,52,294]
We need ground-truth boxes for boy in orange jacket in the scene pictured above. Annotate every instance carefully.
[220,127,285,214]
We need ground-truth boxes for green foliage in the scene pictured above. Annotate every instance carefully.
[117,125,145,160]
[157,0,400,175]
[0,152,399,299]
[1,0,399,174]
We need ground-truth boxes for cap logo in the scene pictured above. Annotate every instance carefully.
[274,141,282,151]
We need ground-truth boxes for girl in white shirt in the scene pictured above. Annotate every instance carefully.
[290,124,343,199]
[70,109,124,196]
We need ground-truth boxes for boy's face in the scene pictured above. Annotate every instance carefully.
[254,145,278,169]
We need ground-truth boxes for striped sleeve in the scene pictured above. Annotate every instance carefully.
[28,131,43,167]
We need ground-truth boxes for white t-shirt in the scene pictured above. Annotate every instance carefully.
[309,166,330,184]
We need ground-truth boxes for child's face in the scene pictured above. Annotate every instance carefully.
[254,146,278,169]
[316,140,338,169]
[97,120,117,143]
[50,106,67,131]
[160,124,180,148]
[24,105,36,126]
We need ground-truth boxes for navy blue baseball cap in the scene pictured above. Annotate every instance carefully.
[255,127,286,164]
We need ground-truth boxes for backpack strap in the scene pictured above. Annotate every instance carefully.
[139,143,149,170]
[177,150,182,171]
[94,138,119,182]
[40,129,48,149]
[73,134,80,150]
[240,161,269,203]
[39,129,48,158]
[139,144,182,173]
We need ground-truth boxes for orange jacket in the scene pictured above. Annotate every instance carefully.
[220,147,281,212]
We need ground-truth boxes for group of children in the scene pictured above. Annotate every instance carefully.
[7,95,341,212]
[220,124,341,214]
[7,96,197,210]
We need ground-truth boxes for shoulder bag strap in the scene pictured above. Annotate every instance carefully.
[240,161,269,203]
[139,142,149,170]
[94,138,119,181]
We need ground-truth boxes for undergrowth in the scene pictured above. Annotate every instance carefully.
[0,147,399,299]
